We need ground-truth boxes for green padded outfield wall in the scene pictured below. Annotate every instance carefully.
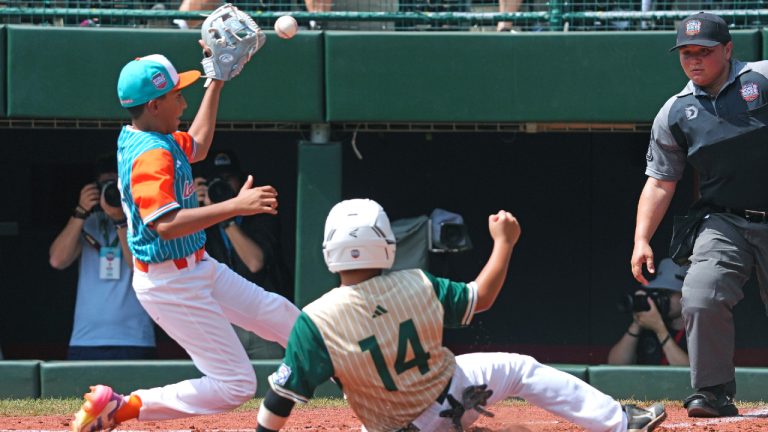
[325,30,760,123]
[0,26,5,117]
[0,361,40,398]
[2,28,762,122]
[763,29,768,59]
[40,360,342,398]
[588,366,768,402]
[5,26,324,122]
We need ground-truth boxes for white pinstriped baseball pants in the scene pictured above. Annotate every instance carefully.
[130,253,300,420]
[410,352,627,432]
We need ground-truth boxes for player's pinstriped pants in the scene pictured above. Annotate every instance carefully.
[130,253,300,420]
[409,352,627,432]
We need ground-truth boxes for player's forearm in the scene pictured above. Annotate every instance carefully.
[634,178,676,244]
[49,218,85,269]
[257,408,287,432]
[153,201,238,240]
[188,80,224,163]
[257,390,296,431]
[474,240,514,312]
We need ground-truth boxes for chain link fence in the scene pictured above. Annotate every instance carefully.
[0,0,766,31]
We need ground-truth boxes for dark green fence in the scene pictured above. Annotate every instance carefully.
[1,26,764,122]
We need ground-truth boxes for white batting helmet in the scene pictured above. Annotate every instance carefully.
[323,199,396,273]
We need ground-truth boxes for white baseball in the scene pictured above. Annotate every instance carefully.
[275,15,298,39]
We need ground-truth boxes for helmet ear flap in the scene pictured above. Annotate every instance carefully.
[323,199,396,273]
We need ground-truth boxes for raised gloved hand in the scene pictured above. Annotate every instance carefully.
[200,3,265,83]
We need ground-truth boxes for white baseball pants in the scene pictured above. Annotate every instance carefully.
[411,352,626,432]
[130,253,300,420]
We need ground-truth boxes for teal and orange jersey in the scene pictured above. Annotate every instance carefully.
[117,125,205,263]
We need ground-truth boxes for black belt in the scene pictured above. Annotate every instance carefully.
[720,208,768,224]
[436,377,452,404]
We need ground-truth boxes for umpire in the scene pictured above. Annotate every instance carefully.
[631,12,768,418]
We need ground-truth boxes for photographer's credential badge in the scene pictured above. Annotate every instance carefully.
[99,247,121,280]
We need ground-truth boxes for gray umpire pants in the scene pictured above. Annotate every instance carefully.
[682,212,768,392]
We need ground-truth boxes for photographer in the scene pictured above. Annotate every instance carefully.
[195,150,291,359]
[608,258,689,366]
[48,154,155,360]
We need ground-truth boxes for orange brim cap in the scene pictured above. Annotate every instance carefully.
[174,70,202,91]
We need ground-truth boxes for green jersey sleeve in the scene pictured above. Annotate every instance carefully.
[423,271,477,328]
[268,312,334,403]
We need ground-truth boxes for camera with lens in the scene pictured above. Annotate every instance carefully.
[98,180,122,208]
[206,177,236,204]
[618,290,671,319]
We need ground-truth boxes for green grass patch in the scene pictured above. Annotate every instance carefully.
[0,398,82,416]
[2,397,764,417]
[233,397,349,411]
[0,397,352,417]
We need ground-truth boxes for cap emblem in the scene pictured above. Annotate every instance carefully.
[740,83,759,102]
[685,20,701,36]
[151,72,168,90]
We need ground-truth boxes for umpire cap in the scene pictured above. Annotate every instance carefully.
[670,12,732,51]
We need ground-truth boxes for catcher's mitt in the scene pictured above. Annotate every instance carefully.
[200,3,265,82]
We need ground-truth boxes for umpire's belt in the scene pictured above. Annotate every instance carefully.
[134,247,205,273]
[719,207,768,224]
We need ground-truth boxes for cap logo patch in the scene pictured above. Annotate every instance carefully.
[740,82,759,102]
[685,105,698,120]
[351,249,360,259]
[151,72,168,90]
[685,20,701,36]
[273,363,292,386]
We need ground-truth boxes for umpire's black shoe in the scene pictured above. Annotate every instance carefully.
[684,388,739,417]
[623,403,667,432]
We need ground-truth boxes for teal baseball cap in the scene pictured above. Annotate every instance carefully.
[117,54,201,108]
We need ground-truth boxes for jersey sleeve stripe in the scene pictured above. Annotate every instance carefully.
[268,375,310,404]
[461,281,478,326]
[143,202,182,225]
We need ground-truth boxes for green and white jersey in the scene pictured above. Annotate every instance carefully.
[268,269,478,432]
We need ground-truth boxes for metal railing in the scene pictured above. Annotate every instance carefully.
[1,1,767,31]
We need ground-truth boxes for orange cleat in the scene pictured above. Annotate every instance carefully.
[71,385,125,432]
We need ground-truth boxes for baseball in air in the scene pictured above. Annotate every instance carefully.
[275,15,298,39]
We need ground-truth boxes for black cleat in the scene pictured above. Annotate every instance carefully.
[623,403,667,432]
[684,390,739,417]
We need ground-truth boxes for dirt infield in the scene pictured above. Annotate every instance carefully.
[2,403,768,431]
